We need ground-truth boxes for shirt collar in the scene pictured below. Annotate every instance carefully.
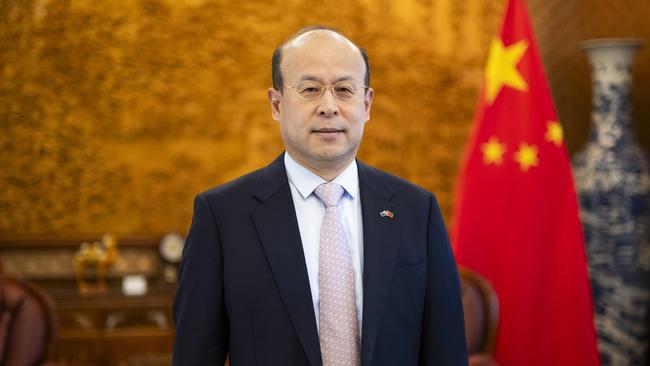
[284,151,359,200]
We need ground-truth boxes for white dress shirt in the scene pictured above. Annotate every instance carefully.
[284,152,364,334]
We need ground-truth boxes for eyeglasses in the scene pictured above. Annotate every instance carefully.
[282,80,368,101]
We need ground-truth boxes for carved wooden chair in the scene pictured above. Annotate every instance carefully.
[459,266,501,366]
[0,276,62,366]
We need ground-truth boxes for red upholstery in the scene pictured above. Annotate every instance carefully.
[0,277,59,366]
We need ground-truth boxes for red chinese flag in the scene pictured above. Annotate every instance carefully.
[451,0,600,364]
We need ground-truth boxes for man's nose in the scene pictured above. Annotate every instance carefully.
[316,89,340,117]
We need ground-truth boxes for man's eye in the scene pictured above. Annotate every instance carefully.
[335,87,354,95]
[300,87,321,94]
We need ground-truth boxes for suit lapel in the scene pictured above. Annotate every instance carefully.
[251,155,322,366]
[249,156,400,366]
[357,161,400,366]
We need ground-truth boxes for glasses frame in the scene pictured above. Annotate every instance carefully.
[280,80,369,101]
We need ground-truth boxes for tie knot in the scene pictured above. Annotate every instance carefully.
[314,183,345,207]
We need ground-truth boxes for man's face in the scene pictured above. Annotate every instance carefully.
[268,30,374,175]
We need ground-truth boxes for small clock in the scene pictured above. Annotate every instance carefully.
[159,233,185,264]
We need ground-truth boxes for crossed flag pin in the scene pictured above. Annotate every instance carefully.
[379,210,394,219]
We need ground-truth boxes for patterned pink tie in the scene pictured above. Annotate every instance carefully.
[314,182,360,366]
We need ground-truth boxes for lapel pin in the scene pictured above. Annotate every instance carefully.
[379,210,394,219]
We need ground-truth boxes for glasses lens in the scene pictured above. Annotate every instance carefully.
[296,81,323,100]
[333,81,358,99]
[293,81,363,100]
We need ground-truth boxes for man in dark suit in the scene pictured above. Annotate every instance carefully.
[173,26,467,366]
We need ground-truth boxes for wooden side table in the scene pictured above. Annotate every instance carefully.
[50,285,176,366]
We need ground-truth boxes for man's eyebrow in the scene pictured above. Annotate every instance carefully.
[298,75,357,83]
[334,75,355,83]
[298,75,320,82]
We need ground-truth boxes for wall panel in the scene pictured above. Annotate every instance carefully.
[1,0,648,236]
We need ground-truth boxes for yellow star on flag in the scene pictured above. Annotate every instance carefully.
[481,137,506,165]
[485,37,529,104]
[514,143,539,171]
[545,121,563,146]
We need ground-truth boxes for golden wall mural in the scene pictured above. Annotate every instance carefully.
[1,0,649,237]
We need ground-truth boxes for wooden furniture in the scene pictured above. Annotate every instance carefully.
[459,266,501,366]
[51,285,175,366]
[0,276,62,366]
[0,236,177,366]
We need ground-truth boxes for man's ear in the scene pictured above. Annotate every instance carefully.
[268,87,281,121]
[364,87,374,122]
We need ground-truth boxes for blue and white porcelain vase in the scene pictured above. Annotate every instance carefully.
[573,39,650,366]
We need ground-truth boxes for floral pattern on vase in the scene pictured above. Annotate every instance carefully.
[573,38,650,366]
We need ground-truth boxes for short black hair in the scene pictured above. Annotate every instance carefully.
[271,25,370,90]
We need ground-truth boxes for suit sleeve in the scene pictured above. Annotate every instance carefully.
[419,194,468,365]
[173,194,229,365]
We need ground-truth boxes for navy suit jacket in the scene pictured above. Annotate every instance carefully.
[173,154,467,365]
